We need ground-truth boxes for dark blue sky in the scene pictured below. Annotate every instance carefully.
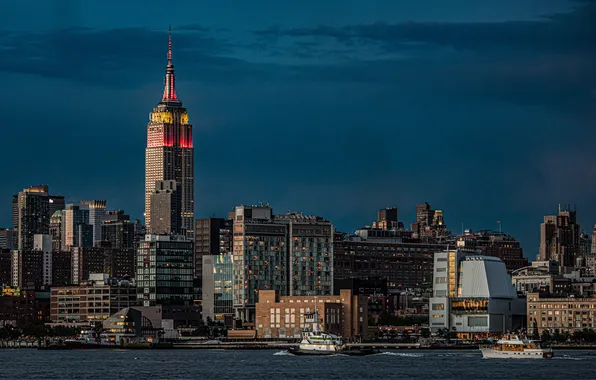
[1,0,595,257]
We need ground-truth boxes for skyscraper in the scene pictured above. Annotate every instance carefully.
[16,185,51,251]
[80,200,107,246]
[538,204,580,267]
[145,27,194,238]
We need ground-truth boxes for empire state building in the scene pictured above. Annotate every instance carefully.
[145,28,194,237]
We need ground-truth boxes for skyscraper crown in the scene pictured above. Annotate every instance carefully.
[161,26,179,104]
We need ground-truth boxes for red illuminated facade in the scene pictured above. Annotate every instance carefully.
[145,27,195,237]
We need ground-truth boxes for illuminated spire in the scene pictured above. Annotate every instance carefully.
[161,25,179,103]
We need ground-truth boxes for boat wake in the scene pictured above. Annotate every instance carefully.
[379,352,424,357]
[273,350,295,356]
[552,355,583,361]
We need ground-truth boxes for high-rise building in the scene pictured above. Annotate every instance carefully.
[48,195,65,220]
[62,204,93,250]
[101,210,135,249]
[410,202,450,241]
[145,28,194,238]
[0,229,18,250]
[194,217,231,299]
[16,185,51,251]
[373,207,398,230]
[49,211,63,251]
[230,204,333,322]
[149,180,181,235]
[80,200,107,246]
[538,204,580,267]
[136,235,194,307]
[455,230,528,272]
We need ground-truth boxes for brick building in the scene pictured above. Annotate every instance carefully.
[527,292,596,334]
[255,289,368,339]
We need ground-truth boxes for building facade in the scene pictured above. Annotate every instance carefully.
[527,292,596,334]
[145,28,194,238]
[50,273,136,323]
[149,180,181,235]
[429,250,525,339]
[80,200,107,246]
[16,185,51,251]
[201,254,234,323]
[255,289,368,339]
[456,230,528,272]
[194,218,232,300]
[538,204,580,267]
[136,235,194,307]
[101,210,135,249]
[62,204,92,250]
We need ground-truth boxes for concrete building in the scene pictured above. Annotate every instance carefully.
[149,180,182,235]
[136,235,194,307]
[33,234,52,287]
[51,250,72,286]
[255,289,368,339]
[538,204,580,267]
[429,250,525,339]
[50,273,136,323]
[145,29,194,238]
[80,200,107,246]
[11,250,45,289]
[527,292,596,334]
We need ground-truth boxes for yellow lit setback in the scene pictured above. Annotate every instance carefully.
[151,111,174,124]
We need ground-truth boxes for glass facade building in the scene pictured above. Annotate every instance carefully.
[136,235,194,306]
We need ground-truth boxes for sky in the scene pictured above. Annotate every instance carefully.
[0,0,595,257]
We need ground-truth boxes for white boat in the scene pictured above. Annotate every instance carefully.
[480,335,553,359]
[289,308,344,356]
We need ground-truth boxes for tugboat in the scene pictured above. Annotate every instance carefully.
[288,308,378,356]
[480,335,553,359]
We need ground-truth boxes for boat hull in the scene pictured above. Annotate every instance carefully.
[288,347,339,356]
[480,347,553,359]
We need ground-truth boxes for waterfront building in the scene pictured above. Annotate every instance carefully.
[145,28,194,238]
[50,273,136,323]
[194,217,232,299]
[429,250,525,339]
[136,235,194,307]
[201,254,234,323]
[255,289,368,339]
[0,288,41,327]
[527,292,596,335]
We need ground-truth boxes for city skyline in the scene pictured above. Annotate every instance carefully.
[1,0,595,254]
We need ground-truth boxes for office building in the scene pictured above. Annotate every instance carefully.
[11,250,44,289]
[429,250,525,339]
[538,204,580,267]
[194,217,231,300]
[80,200,107,246]
[51,250,72,286]
[373,208,399,230]
[149,180,181,235]
[101,210,135,249]
[16,185,51,251]
[145,28,194,238]
[50,273,137,323]
[136,235,194,307]
[0,229,17,250]
[410,202,450,241]
[201,254,234,323]
[62,204,93,250]
[255,289,368,339]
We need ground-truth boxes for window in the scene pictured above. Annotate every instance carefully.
[435,290,447,297]
[468,316,488,327]
[435,277,447,284]
[436,267,446,272]
[432,303,445,311]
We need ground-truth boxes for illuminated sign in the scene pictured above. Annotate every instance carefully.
[1,286,21,297]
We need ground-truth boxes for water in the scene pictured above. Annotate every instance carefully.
[1,349,595,379]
